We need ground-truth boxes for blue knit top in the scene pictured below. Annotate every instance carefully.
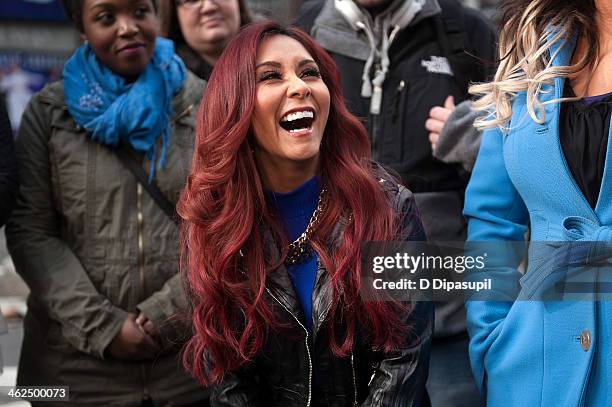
[267,176,320,332]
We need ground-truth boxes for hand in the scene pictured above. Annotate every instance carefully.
[106,313,161,361]
[426,95,455,151]
[135,311,160,339]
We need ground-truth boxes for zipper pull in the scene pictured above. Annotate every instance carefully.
[392,80,405,123]
[370,68,386,115]
[370,85,383,115]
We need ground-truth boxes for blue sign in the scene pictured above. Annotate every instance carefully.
[0,0,66,22]
[0,50,68,133]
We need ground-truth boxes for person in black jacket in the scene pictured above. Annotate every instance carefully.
[0,94,18,376]
[179,21,433,406]
[294,1,496,406]
[0,96,18,226]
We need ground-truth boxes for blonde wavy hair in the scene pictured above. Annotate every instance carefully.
[471,0,598,131]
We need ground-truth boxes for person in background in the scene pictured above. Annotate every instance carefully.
[160,0,252,80]
[5,0,207,405]
[0,96,18,375]
[178,21,432,406]
[465,0,612,405]
[294,0,495,405]
[0,97,18,228]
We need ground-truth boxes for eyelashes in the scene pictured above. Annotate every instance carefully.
[257,68,322,83]
[302,68,322,78]
[258,71,282,81]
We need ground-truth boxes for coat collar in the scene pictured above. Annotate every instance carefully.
[519,28,612,224]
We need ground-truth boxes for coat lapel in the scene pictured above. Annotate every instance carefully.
[546,32,601,219]
[263,228,305,320]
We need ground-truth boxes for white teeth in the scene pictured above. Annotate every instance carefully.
[281,110,314,122]
[289,127,310,133]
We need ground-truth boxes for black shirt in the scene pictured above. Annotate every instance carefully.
[559,84,612,209]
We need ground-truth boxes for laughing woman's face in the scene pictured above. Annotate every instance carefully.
[81,0,158,81]
[251,35,330,177]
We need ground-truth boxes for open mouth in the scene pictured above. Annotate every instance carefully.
[279,109,316,133]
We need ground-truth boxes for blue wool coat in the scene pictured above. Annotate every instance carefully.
[464,33,612,406]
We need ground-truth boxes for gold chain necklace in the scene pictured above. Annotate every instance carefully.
[284,188,327,266]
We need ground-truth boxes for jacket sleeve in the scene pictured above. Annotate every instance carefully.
[137,273,190,344]
[462,127,529,393]
[363,185,433,406]
[434,100,482,172]
[5,94,127,359]
[431,6,498,175]
[0,97,19,226]
[363,300,432,407]
[210,362,263,407]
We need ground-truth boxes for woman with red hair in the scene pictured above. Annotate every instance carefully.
[178,21,432,406]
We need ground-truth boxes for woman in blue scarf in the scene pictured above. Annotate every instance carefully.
[5,0,208,405]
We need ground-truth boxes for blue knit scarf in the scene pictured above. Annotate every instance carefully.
[63,37,185,180]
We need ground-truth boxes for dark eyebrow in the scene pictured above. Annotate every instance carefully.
[255,59,317,70]
[89,0,148,11]
[255,61,280,70]
[298,59,317,67]
[88,2,114,11]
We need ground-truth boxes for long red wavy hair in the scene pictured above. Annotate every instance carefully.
[178,21,407,385]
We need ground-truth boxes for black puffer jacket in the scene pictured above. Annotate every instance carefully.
[212,175,433,407]
[295,0,496,193]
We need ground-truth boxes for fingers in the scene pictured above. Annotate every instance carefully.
[429,132,439,151]
[140,331,162,355]
[428,106,452,123]
[127,314,161,357]
[135,312,147,326]
[425,117,444,134]
[426,95,456,151]
[135,312,159,338]
[107,313,162,361]
[142,320,158,337]
[444,95,455,110]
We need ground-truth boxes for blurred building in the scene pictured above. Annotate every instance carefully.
[0,0,78,134]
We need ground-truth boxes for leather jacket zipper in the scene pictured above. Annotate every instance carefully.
[351,351,358,406]
[265,288,312,407]
[392,80,405,123]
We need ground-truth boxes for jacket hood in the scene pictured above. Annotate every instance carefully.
[312,0,441,61]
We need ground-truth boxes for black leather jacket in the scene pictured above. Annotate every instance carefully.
[211,174,433,407]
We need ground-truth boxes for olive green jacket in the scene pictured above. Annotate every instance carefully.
[6,72,207,405]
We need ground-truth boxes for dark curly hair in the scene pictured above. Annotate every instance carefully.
[59,0,159,32]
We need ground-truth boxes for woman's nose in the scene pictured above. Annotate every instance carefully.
[201,0,220,13]
[287,77,311,99]
[117,17,139,37]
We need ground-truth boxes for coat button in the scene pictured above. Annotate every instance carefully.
[580,330,591,352]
